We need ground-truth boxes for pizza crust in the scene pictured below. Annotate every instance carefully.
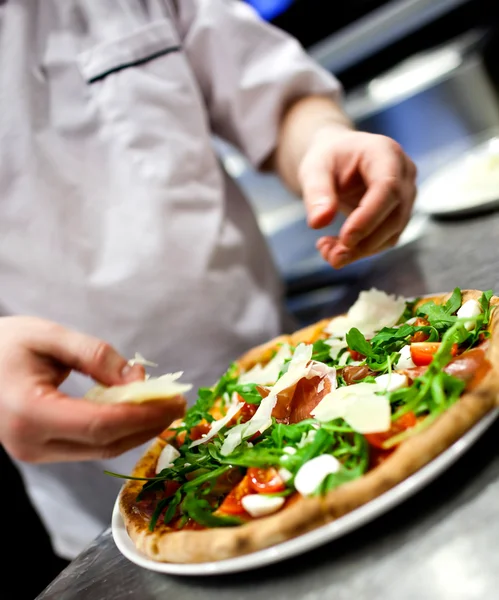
[119,289,499,563]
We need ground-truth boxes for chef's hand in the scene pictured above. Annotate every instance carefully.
[0,317,186,463]
[298,128,417,269]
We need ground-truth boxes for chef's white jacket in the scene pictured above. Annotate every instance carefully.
[0,0,340,558]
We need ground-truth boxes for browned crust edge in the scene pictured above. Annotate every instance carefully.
[119,289,499,563]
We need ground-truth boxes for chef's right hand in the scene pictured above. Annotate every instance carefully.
[0,316,186,463]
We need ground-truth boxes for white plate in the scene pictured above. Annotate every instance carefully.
[112,407,499,576]
[416,136,499,216]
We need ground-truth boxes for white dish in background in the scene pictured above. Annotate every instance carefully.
[416,136,499,216]
[112,408,498,576]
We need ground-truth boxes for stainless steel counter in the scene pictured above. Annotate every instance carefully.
[37,208,499,600]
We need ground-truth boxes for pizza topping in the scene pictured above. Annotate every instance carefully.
[112,287,497,533]
[374,372,409,392]
[342,365,374,385]
[409,318,431,342]
[311,382,391,434]
[156,443,181,474]
[325,288,407,337]
[241,494,286,518]
[365,412,418,449]
[324,338,349,361]
[410,342,458,367]
[220,344,323,456]
[443,347,491,391]
[189,397,244,448]
[278,467,293,482]
[456,298,483,330]
[237,344,292,386]
[247,467,286,494]
[217,475,252,516]
[294,454,341,496]
[396,345,416,369]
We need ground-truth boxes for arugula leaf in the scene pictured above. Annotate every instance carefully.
[163,491,182,527]
[480,290,494,324]
[345,327,400,372]
[391,320,469,420]
[371,324,438,351]
[398,297,420,323]
[318,463,366,495]
[181,363,240,433]
[416,287,462,331]
[346,328,372,357]
[182,492,242,528]
[228,382,262,405]
[311,339,335,364]
[149,498,169,531]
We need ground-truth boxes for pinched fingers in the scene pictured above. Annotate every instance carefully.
[2,387,186,463]
[338,139,417,251]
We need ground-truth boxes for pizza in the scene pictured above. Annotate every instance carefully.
[111,288,499,564]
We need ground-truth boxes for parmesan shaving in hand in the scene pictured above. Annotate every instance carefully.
[128,352,158,368]
[85,372,192,404]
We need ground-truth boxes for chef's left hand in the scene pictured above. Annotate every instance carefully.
[298,128,417,269]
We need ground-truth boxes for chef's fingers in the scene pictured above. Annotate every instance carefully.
[339,144,416,249]
[318,201,411,269]
[5,387,186,454]
[24,318,145,386]
[299,152,339,230]
[5,426,167,464]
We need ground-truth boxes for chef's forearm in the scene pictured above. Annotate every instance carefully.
[267,95,353,195]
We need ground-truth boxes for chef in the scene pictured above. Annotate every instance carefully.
[0,0,416,565]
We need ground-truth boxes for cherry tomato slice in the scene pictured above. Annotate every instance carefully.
[217,474,252,515]
[410,318,431,343]
[189,422,211,441]
[163,480,181,498]
[410,342,458,366]
[247,467,285,494]
[239,402,258,423]
[364,412,418,449]
[348,348,365,362]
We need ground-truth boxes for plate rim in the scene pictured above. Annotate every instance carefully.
[416,136,499,216]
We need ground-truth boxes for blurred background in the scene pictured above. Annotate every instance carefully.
[217,0,499,326]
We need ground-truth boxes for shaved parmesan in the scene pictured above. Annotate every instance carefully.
[128,352,158,368]
[237,344,292,385]
[85,372,192,404]
[311,382,391,433]
[342,392,392,433]
[325,338,348,360]
[156,443,180,474]
[189,399,244,448]
[220,343,314,456]
[325,288,406,337]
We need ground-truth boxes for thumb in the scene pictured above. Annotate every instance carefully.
[299,157,338,229]
[33,324,144,386]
